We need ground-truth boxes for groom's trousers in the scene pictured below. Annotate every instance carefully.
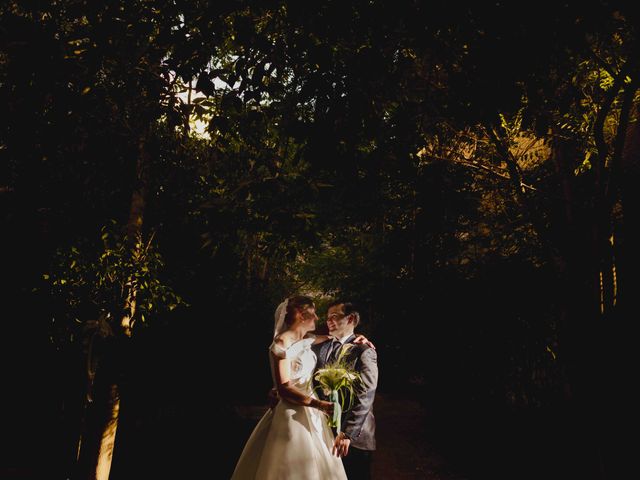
[342,447,372,480]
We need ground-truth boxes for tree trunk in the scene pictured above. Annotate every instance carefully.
[93,385,120,480]
[618,104,640,319]
[76,134,148,480]
[604,103,640,478]
[549,135,609,478]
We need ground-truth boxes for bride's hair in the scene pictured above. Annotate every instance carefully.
[285,295,314,324]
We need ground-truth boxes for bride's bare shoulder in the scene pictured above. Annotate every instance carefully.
[274,331,295,349]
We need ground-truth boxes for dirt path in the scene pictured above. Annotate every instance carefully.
[372,392,466,480]
[232,392,466,479]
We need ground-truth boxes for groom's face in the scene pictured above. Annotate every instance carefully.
[326,304,350,337]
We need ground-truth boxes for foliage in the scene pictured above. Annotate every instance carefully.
[44,222,185,344]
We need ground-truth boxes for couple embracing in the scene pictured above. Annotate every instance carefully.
[231,295,379,480]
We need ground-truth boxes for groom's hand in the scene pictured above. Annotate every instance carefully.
[332,432,351,457]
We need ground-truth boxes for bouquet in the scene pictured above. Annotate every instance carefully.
[314,343,361,433]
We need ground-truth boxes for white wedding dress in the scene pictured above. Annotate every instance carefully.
[231,336,347,479]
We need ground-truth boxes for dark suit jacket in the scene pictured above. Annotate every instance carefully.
[312,334,378,451]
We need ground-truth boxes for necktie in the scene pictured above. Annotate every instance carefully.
[327,339,342,364]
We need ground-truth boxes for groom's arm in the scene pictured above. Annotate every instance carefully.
[342,347,378,440]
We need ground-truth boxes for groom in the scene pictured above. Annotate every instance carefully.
[312,301,378,480]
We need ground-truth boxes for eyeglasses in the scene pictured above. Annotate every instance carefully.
[327,312,346,320]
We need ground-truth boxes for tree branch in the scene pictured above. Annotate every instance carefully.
[593,59,634,189]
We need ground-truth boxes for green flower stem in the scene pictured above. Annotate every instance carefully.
[330,389,342,433]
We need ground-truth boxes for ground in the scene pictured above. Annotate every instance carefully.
[372,392,465,480]
[233,392,465,480]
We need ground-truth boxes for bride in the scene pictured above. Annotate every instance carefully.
[231,295,348,479]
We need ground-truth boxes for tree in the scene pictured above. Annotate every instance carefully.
[1,1,222,478]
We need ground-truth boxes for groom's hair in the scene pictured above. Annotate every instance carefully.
[328,300,360,327]
[285,295,315,324]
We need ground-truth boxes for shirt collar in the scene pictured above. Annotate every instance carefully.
[337,333,354,344]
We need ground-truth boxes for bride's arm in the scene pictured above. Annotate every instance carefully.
[353,334,376,349]
[311,334,332,345]
[273,353,333,414]
[309,333,376,348]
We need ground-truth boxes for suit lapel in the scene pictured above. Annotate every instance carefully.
[317,340,332,368]
[317,334,357,368]
[333,334,357,363]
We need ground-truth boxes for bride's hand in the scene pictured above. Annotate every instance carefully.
[267,388,279,409]
[354,334,375,350]
[311,398,334,415]
[319,400,334,415]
